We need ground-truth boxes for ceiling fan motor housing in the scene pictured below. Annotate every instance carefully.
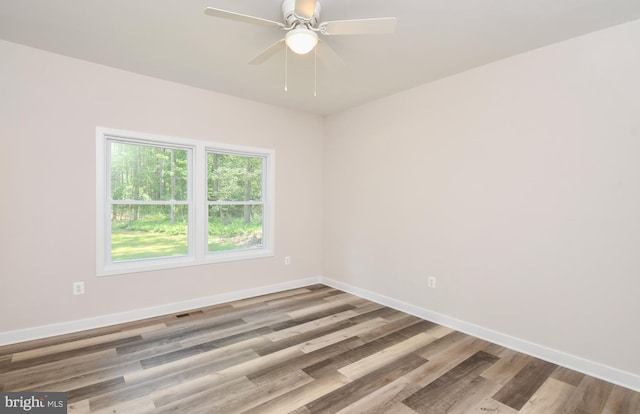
[282,0,321,27]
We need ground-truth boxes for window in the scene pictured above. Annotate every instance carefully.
[96,128,274,276]
[207,151,265,253]
[109,140,192,262]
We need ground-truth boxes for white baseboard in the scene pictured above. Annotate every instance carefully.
[0,277,321,347]
[2,275,637,392]
[320,276,640,392]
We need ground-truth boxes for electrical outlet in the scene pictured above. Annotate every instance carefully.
[284,256,291,265]
[73,281,85,295]
[427,276,437,289]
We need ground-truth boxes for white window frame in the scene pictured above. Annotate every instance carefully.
[96,127,275,276]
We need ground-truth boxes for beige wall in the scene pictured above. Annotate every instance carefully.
[323,20,640,376]
[0,40,323,332]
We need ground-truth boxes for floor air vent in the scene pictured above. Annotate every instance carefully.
[174,310,204,319]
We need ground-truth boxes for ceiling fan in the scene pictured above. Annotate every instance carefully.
[204,0,397,65]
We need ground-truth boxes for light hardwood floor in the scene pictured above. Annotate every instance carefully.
[0,285,638,413]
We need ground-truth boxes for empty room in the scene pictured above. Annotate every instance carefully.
[1,0,639,412]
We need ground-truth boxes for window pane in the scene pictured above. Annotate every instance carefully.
[208,205,263,252]
[111,141,188,201]
[111,204,189,261]
[208,153,263,201]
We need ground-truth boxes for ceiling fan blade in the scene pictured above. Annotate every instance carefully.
[320,17,397,36]
[204,7,284,29]
[248,39,285,65]
[294,0,317,20]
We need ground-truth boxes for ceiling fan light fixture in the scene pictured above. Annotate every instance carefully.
[285,27,318,54]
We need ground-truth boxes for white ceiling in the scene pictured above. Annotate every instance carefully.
[2,0,640,115]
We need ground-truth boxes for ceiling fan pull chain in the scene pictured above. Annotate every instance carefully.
[284,45,289,92]
[314,46,317,97]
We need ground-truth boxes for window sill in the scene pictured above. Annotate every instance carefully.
[97,248,274,277]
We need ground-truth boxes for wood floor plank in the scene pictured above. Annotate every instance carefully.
[402,350,500,413]
[1,336,144,374]
[91,348,260,410]
[267,304,357,333]
[420,323,455,339]
[332,371,419,414]
[255,319,357,356]
[0,315,172,357]
[229,288,313,307]
[377,402,420,414]
[356,316,432,344]
[209,370,315,414]
[240,372,350,414]
[1,349,120,385]
[466,397,519,414]
[305,353,427,414]
[10,324,165,362]
[90,396,156,414]
[123,336,266,385]
[414,330,476,360]
[248,337,364,384]
[135,312,263,345]
[394,319,440,339]
[66,399,90,414]
[177,316,285,349]
[153,376,257,414]
[6,360,143,393]
[151,346,303,408]
[551,365,586,387]
[135,316,276,369]
[350,303,403,322]
[338,332,437,380]
[264,309,359,342]
[492,357,558,410]
[255,286,341,309]
[559,375,614,414]
[0,285,637,414]
[286,294,367,320]
[302,329,419,380]
[236,287,327,310]
[67,376,127,403]
[404,336,493,391]
[0,354,13,371]
[481,347,533,385]
[445,376,504,414]
[601,384,640,414]
[518,377,577,414]
[298,317,389,353]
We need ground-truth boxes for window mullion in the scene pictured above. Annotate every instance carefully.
[101,136,111,271]
[110,200,191,205]
[207,201,264,206]
[193,143,207,260]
